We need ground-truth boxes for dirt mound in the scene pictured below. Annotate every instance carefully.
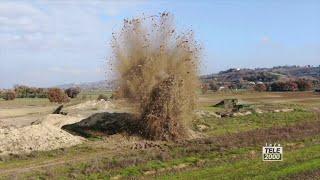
[70,100,115,111]
[62,112,142,138]
[32,114,83,128]
[0,100,118,156]
[0,114,84,156]
[0,125,83,156]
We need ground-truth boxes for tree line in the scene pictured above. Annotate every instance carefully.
[0,85,80,103]
[201,78,316,93]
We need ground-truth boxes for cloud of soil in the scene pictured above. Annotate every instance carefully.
[111,12,201,140]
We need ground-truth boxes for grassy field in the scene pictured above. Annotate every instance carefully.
[0,90,113,118]
[0,91,319,179]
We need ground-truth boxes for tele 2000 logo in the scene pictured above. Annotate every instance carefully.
[262,143,283,161]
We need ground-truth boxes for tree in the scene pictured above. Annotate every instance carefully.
[14,85,48,98]
[283,81,298,91]
[254,83,267,92]
[271,81,298,91]
[295,79,313,91]
[201,83,209,94]
[65,87,81,98]
[97,94,109,101]
[48,88,70,103]
[3,91,16,101]
[208,80,219,91]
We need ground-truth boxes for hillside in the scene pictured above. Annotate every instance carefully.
[57,80,115,90]
[55,65,320,90]
[201,65,320,83]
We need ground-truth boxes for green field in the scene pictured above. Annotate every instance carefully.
[0,91,320,179]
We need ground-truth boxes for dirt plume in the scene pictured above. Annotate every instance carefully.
[111,12,201,140]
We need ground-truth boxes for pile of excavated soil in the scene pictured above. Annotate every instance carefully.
[0,124,83,156]
[62,112,141,138]
[70,99,115,111]
[0,114,85,156]
[33,114,84,128]
[0,100,119,156]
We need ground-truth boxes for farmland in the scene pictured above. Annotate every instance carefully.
[0,91,319,179]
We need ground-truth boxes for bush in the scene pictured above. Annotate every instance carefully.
[36,88,48,98]
[295,79,313,91]
[201,83,209,94]
[209,81,219,91]
[97,94,109,101]
[3,91,16,101]
[65,87,81,98]
[254,83,267,92]
[110,91,120,100]
[48,88,70,103]
[14,85,48,98]
[271,81,298,91]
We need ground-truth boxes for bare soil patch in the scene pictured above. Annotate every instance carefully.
[0,100,116,156]
[0,114,85,156]
[62,112,142,138]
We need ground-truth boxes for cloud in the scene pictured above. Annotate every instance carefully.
[0,1,146,52]
[0,1,48,33]
[0,1,148,88]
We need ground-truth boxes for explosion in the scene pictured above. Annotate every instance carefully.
[111,12,201,140]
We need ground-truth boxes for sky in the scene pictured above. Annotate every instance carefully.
[0,0,319,88]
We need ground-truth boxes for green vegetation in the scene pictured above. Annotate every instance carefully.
[161,143,320,179]
[0,91,319,179]
[202,110,316,136]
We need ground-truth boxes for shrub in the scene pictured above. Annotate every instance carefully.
[208,81,219,91]
[36,88,48,98]
[3,91,16,101]
[201,83,209,94]
[65,87,81,98]
[295,79,313,91]
[48,88,70,103]
[97,94,109,101]
[285,81,298,91]
[229,83,239,90]
[271,81,298,91]
[110,91,120,100]
[254,83,267,92]
[14,85,48,98]
[111,12,201,140]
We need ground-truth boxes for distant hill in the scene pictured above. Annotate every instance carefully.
[201,65,320,83]
[57,80,115,90]
[56,65,320,90]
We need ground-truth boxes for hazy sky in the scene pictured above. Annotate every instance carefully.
[0,0,319,88]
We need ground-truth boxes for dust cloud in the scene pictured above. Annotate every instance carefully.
[111,12,202,140]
